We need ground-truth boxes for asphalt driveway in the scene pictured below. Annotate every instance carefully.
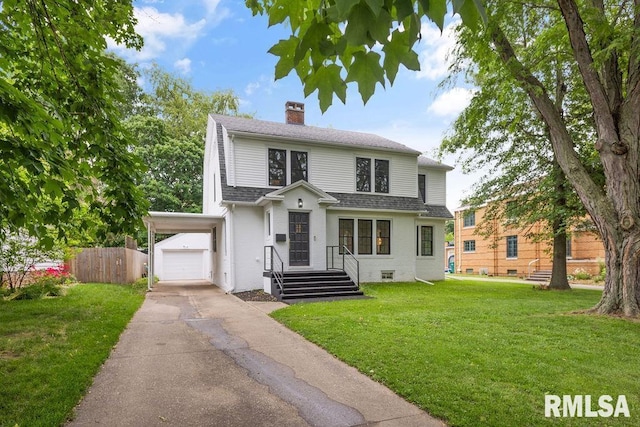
[67,281,444,427]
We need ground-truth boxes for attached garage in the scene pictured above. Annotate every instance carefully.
[144,212,222,287]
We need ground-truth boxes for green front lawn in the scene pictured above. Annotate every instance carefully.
[0,283,145,426]
[271,280,640,426]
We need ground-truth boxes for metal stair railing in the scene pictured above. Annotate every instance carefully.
[264,246,284,295]
[326,245,359,288]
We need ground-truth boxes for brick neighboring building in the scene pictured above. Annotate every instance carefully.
[453,206,605,278]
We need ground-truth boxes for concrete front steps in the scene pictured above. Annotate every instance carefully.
[527,270,552,282]
[272,270,365,303]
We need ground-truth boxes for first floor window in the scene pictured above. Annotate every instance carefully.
[339,219,354,254]
[463,240,476,252]
[358,219,373,255]
[376,220,391,255]
[268,149,286,186]
[417,226,433,256]
[506,235,518,258]
[339,218,391,255]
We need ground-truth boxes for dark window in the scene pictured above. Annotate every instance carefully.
[566,237,572,258]
[463,211,475,227]
[212,227,217,253]
[338,219,354,254]
[358,219,372,255]
[418,174,426,202]
[268,149,286,186]
[463,240,476,252]
[506,235,518,258]
[291,151,308,182]
[356,157,371,192]
[420,226,433,256]
[375,159,389,193]
[376,220,391,255]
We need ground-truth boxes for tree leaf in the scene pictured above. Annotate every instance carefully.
[346,51,385,104]
[303,63,347,112]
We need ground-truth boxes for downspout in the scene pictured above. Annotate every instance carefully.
[147,226,154,292]
[415,276,434,285]
[227,204,236,293]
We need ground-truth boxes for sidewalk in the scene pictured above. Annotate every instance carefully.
[68,282,444,427]
[446,274,604,290]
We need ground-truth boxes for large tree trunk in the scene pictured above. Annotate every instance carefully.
[549,224,571,290]
[489,5,640,316]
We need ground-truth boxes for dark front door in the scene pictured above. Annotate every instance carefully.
[289,212,310,266]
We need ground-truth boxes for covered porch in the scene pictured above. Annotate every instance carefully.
[143,212,222,291]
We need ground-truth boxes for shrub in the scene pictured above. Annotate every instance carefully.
[571,268,592,281]
[8,282,64,300]
[594,261,606,283]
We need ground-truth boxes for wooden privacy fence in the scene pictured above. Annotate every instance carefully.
[68,248,148,284]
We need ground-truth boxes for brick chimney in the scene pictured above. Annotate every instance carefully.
[285,101,305,125]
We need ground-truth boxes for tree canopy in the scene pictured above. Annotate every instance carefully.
[125,65,245,214]
[250,0,640,317]
[0,0,147,247]
[247,0,485,111]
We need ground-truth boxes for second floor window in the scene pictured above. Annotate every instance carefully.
[463,211,476,227]
[269,149,286,186]
[356,157,371,192]
[418,174,426,202]
[291,151,307,182]
[375,159,389,193]
[356,157,389,193]
[269,148,308,186]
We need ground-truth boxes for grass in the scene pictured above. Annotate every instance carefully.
[271,280,640,426]
[0,283,145,427]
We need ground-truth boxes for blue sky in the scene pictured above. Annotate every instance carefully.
[110,0,480,211]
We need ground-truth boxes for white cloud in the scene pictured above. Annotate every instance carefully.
[416,20,459,80]
[427,87,475,118]
[244,75,278,96]
[174,58,192,74]
[202,0,230,24]
[109,3,230,63]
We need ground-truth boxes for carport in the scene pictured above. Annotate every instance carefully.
[143,212,222,291]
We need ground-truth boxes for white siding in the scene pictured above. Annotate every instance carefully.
[310,146,354,192]
[391,155,417,197]
[230,206,265,292]
[326,210,418,282]
[234,138,267,187]
[415,220,446,281]
[225,135,419,198]
[426,170,447,205]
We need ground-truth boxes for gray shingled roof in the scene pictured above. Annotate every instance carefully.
[210,114,421,155]
[418,155,453,170]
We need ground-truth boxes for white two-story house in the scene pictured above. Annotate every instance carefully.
[145,102,452,298]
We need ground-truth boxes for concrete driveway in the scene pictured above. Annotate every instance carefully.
[68,281,444,427]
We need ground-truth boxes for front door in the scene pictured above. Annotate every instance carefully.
[289,212,310,266]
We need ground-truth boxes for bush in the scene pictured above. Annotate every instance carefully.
[8,282,64,300]
[571,268,592,281]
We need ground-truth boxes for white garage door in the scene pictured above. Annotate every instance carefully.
[162,250,205,280]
